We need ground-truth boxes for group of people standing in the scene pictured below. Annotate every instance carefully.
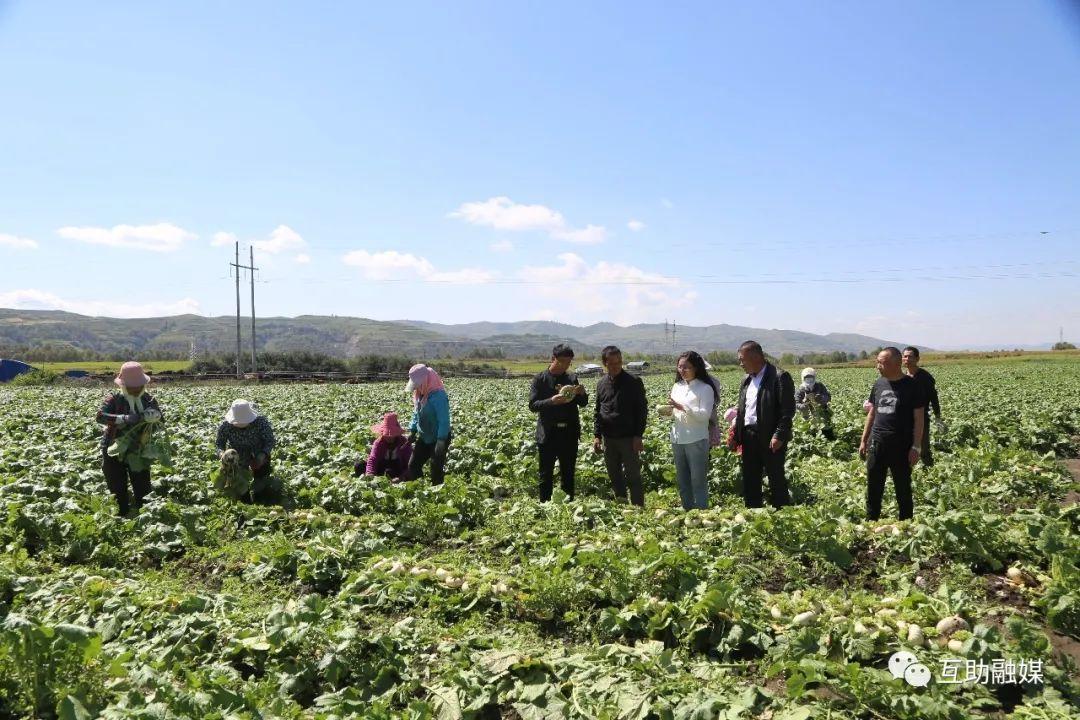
[528,340,942,519]
[96,343,942,522]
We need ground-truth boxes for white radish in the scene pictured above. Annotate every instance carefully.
[935,616,969,636]
[947,639,965,653]
[770,606,783,620]
[793,611,818,627]
[907,624,926,646]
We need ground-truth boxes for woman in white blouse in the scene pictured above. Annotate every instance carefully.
[661,351,720,509]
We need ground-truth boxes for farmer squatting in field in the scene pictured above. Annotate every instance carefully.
[216,398,281,504]
[356,412,412,481]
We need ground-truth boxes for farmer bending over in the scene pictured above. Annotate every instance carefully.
[96,361,163,516]
[355,412,413,480]
[216,399,279,504]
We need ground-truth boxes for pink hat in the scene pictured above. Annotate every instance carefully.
[371,412,404,438]
[114,361,151,388]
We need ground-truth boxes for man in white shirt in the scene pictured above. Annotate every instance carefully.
[732,341,796,508]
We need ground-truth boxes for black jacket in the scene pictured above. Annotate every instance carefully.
[735,363,796,447]
[593,370,648,439]
[528,369,588,443]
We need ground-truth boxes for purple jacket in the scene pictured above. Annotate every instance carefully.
[365,436,412,478]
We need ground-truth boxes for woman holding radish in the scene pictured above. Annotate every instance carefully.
[659,351,720,510]
[95,361,163,516]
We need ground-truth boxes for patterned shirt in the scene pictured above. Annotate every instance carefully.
[215,416,276,462]
[96,392,162,451]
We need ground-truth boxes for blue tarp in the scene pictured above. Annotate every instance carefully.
[0,359,36,382]
[64,370,90,378]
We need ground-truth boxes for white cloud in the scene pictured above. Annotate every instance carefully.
[449,196,565,232]
[532,309,557,321]
[627,219,645,232]
[294,253,311,264]
[0,233,38,250]
[252,225,306,255]
[490,240,514,253]
[0,288,201,318]
[518,253,696,324]
[342,250,495,285]
[450,196,607,244]
[57,223,195,252]
[211,231,238,247]
[552,224,608,245]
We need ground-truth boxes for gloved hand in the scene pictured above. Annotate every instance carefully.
[434,439,448,457]
[141,408,161,424]
[118,413,141,426]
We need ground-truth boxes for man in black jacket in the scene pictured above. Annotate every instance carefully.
[529,344,588,501]
[732,341,796,508]
[593,346,649,506]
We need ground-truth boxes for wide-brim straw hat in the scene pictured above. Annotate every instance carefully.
[370,412,404,438]
[114,361,151,388]
[224,399,259,425]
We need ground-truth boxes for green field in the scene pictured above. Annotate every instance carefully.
[1,361,1078,718]
[32,360,194,374]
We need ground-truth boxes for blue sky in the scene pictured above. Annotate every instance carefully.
[1,1,1078,349]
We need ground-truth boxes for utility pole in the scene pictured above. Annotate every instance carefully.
[233,242,241,378]
[229,242,258,377]
[249,246,258,375]
[672,321,677,353]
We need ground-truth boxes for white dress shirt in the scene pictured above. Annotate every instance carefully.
[669,378,715,444]
[743,366,767,426]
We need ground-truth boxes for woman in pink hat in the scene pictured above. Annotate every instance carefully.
[355,412,413,480]
[95,361,163,515]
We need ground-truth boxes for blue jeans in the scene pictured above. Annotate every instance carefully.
[673,438,710,510]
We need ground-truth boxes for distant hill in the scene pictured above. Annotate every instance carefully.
[0,308,919,359]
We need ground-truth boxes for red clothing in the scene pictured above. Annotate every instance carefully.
[365,436,412,478]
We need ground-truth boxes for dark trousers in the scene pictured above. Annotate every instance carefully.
[102,451,151,516]
[603,436,644,506]
[740,427,790,508]
[920,417,933,467]
[866,434,914,520]
[242,455,279,505]
[538,431,578,501]
[409,435,450,485]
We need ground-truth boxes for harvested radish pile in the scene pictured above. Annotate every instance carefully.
[0,360,1078,718]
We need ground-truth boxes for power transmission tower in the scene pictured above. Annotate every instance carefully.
[671,321,677,353]
[229,242,258,378]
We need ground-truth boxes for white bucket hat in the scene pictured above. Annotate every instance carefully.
[224,399,259,425]
[801,367,816,379]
